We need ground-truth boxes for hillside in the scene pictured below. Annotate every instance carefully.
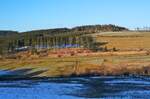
[0,31,18,37]
[1,31,150,77]
[22,24,128,34]
[94,31,150,51]
[0,24,128,55]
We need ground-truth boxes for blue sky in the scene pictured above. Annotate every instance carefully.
[0,0,150,32]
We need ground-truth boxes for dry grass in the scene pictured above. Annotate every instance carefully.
[94,31,150,50]
[0,31,150,77]
[1,54,150,77]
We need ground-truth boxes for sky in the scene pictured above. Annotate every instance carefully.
[0,0,150,32]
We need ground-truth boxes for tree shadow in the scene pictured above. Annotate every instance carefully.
[0,68,47,81]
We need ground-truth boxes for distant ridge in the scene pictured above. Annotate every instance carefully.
[0,24,128,36]
[0,31,18,37]
[22,24,128,34]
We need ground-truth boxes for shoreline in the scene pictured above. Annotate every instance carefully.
[0,74,149,81]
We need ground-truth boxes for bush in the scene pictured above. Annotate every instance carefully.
[112,47,117,51]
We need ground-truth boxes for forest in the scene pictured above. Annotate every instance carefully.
[0,24,128,55]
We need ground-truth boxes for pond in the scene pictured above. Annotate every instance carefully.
[0,76,149,99]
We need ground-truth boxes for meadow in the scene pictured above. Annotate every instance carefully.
[95,31,150,50]
[0,31,150,77]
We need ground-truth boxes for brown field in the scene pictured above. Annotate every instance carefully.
[0,52,150,77]
[94,31,150,50]
[0,31,150,77]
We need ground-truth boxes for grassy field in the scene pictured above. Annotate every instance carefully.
[94,31,150,50]
[0,31,150,77]
[0,54,150,77]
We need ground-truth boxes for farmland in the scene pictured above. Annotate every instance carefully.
[0,31,150,77]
